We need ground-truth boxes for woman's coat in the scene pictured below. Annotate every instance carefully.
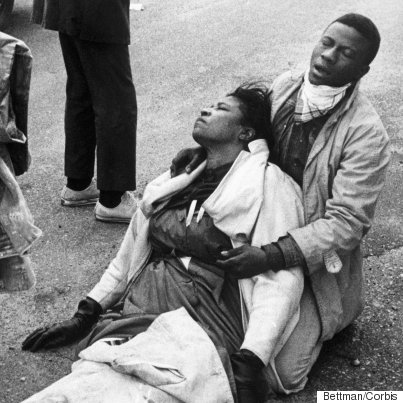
[88,140,305,372]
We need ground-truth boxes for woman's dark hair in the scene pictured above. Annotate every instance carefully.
[227,82,273,150]
[332,13,381,65]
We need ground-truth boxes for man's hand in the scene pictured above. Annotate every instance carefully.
[216,244,268,279]
[170,147,206,177]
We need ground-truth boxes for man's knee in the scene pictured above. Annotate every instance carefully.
[269,340,322,393]
[274,356,310,392]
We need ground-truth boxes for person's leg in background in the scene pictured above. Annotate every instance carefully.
[265,279,323,395]
[59,33,99,207]
[75,39,137,223]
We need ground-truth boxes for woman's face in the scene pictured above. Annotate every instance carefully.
[192,96,244,147]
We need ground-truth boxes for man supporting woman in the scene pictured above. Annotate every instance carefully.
[23,84,306,403]
[170,12,390,395]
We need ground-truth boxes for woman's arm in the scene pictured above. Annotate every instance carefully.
[88,209,152,309]
[22,210,150,352]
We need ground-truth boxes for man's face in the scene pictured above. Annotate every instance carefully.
[192,96,244,146]
[309,22,371,87]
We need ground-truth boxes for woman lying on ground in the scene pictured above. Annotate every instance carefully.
[22,83,305,403]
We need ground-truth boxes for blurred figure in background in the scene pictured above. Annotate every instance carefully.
[0,32,41,293]
[32,0,138,223]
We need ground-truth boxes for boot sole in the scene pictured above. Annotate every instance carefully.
[61,198,99,207]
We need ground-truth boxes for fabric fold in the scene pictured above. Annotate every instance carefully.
[79,308,234,403]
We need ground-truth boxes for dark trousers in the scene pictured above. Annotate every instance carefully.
[59,33,137,191]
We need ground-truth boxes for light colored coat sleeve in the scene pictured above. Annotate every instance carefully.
[87,209,152,310]
[87,165,206,311]
[289,110,390,275]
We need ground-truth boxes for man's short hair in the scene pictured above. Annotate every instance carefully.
[332,13,381,65]
[227,82,273,150]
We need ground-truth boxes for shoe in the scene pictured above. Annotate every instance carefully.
[61,179,99,207]
[94,191,138,224]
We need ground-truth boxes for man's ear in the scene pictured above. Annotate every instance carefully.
[239,127,256,142]
[356,64,370,81]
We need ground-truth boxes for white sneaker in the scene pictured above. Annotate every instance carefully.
[61,179,99,206]
[94,192,138,224]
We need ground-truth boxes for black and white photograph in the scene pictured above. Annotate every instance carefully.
[0,1,402,402]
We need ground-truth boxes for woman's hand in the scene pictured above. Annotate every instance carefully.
[22,297,102,352]
[170,147,206,177]
[22,318,89,352]
[216,244,268,278]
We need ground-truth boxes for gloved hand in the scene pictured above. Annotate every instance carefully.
[170,147,206,177]
[22,297,102,352]
[216,244,269,279]
[231,349,265,403]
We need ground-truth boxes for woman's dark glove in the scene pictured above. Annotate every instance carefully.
[170,147,206,177]
[22,297,102,352]
[231,349,265,403]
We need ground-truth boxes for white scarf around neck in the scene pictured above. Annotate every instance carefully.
[297,71,351,121]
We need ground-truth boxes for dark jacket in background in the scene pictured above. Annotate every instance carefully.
[32,0,131,44]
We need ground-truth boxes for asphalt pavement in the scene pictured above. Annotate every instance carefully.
[0,0,402,402]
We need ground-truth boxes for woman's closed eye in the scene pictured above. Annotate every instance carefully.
[215,102,230,111]
[210,104,225,110]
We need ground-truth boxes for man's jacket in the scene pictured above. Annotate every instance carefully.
[270,71,390,340]
[32,0,131,44]
[88,140,305,389]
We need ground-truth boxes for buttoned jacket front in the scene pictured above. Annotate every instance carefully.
[270,71,390,340]
[32,0,131,44]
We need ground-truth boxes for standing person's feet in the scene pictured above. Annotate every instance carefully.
[94,191,138,223]
[60,179,99,206]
